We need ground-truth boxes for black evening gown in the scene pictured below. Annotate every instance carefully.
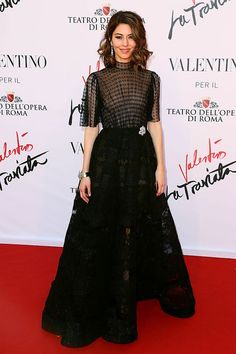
[41,61,195,347]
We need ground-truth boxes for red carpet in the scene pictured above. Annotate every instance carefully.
[0,244,235,354]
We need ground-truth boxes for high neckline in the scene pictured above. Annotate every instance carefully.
[115,61,133,69]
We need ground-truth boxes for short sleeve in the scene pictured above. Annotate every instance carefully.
[149,71,160,122]
[80,72,101,127]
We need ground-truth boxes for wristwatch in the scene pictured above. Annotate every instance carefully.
[79,171,90,180]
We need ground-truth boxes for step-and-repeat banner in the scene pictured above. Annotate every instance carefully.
[1,0,235,258]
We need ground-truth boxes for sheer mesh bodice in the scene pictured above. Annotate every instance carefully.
[80,61,160,128]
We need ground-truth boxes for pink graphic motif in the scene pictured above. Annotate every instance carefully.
[192,0,196,4]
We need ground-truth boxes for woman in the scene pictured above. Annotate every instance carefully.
[42,10,195,348]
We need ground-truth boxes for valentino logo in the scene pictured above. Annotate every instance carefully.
[0,131,48,192]
[0,54,47,69]
[167,137,236,201]
[0,0,21,13]
[0,131,33,164]
[168,0,231,40]
[169,57,236,72]
[167,160,236,201]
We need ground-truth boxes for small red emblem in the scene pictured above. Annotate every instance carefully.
[7,92,15,102]
[202,98,210,108]
[103,6,110,16]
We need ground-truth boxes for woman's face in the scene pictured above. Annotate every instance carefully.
[111,23,136,62]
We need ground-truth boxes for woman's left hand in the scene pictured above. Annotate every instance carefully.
[155,167,166,196]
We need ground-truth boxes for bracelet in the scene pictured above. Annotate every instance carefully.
[79,171,90,180]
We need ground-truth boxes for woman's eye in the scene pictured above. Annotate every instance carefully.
[114,35,134,40]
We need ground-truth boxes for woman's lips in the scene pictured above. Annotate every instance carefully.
[119,49,130,54]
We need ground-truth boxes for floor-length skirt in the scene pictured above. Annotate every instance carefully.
[41,126,195,347]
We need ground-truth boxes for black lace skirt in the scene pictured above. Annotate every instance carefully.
[41,126,196,347]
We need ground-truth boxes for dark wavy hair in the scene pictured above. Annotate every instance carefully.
[97,11,153,69]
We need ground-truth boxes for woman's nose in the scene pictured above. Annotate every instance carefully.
[122,37,128,46]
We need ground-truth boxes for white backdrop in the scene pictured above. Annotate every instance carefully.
[0,0,235,258]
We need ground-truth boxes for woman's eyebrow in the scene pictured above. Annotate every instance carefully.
[114,32,132,35]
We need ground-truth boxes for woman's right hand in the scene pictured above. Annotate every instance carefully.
[78,177,91,203]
